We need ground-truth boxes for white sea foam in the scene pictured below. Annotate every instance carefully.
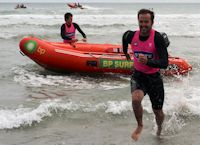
[163,75,200,116]
[11,66,129,90]
[152,112,186,136]
[1,14,200,26]
[105,101,130,114]
[11,66,200,113]
[0,88,200,130]
[163,112,186,135]
[0,100,78,129]
[83,5,112,10]
[1,14,200,40]
[2,72,200,129]
[0,99,131,129]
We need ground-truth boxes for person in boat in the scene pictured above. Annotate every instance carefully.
[122,9,169,141]
[77,3,82,8]
[15,4,20,9]
[60,12,87,44]
[74,3,78,8]
[20,4,26,8]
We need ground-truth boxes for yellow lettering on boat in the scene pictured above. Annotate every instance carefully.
[114,61,119,68]
[114,61,133,69]
[100,59,133,69]
[108,60,113,67]
[102,60,113,67]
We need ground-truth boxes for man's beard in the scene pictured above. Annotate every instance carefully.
[140,26,152,36]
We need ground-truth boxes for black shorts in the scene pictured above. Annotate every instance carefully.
[131,70,164,110]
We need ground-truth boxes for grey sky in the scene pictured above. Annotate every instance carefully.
[1,0,200,3]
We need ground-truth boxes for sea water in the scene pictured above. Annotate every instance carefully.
[0,3,200,145]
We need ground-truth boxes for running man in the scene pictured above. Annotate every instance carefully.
[122,9,168,141]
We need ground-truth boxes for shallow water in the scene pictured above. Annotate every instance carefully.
[0,2,200,145]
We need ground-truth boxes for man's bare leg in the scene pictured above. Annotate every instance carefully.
[131,90,144,141]
[153,109,164,136]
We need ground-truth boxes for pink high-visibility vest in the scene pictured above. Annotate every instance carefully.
[131,29,160,74]
[64,23,76,43]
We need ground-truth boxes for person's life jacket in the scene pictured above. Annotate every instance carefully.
[131,29,160,74]
[63,23,76,43]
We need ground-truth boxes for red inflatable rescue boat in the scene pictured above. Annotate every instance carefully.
[19,37,192,75]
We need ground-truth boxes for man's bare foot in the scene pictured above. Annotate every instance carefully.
[131,125,143,141]
[156,126,162,136]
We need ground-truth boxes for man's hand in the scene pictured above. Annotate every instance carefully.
[125,53,131,60]
[82,38,87,42]
[138,54,148,64]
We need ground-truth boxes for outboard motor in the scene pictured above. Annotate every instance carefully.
[161,32,170,48]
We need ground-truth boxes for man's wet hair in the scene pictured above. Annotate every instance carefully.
[65,13,73,21]
[138,9,154,23]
